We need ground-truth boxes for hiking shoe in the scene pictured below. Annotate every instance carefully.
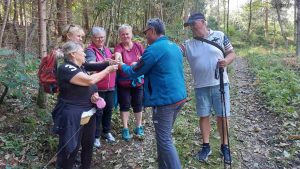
[94,138,101,148]
[220,144,232,164]
[122,128,132,141]
[197,144,212,162]
[134,126,144,137]
[102,132,116,142]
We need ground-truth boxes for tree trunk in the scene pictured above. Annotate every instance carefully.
[217,0,220,28]
[13,0,21,51]
[66,0,73,24]
[37,0,48,108]
[223,0,226,31]
[56,0,67,35]
[13,0,18,23]
[226,0,229,34]
[19,0,24,26]
[106,3,115,47]
[275,5,288,48]
[0,0,11,48]
[82,0,89,32]
[265,0,269,39]
[294,0,297,43]
[296,0,300,56]
[247,0,252,36]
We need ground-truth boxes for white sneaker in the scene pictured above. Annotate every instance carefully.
[94,138,101,148]
[102,132,116,142]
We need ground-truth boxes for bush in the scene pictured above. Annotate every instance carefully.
[0,49,39,105]
[247,48,300,114]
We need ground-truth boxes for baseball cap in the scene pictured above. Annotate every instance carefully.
[184,13,206,27]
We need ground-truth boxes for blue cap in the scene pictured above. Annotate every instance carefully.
[184,13,206,27]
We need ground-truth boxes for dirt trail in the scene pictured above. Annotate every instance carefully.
[230,57,300,169]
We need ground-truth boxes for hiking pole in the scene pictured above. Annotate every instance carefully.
[218,65,232,169]
[43,125,83,169]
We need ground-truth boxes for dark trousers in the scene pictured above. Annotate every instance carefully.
[95,90,114,138]
[56,115,96,169]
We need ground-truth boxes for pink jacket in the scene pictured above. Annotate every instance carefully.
[87,44,116,90]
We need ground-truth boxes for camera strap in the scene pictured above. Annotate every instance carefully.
[193,36,226,58]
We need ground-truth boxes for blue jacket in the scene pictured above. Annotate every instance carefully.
[122,36,187,107]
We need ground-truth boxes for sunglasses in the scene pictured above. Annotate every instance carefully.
[66,24,75,34]
[143,27,152,35]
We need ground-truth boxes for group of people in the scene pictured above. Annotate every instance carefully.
[50,12,236,169]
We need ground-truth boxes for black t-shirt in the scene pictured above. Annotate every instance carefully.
[57,61,97,105]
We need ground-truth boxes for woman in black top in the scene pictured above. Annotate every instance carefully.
[52,41,117,169]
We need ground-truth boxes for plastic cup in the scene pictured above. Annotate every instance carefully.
[96,97,106,109]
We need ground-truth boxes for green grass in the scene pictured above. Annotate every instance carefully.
[244,47,300,115]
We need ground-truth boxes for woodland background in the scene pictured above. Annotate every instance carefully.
[0,0,299,168]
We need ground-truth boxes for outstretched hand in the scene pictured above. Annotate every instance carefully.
[106,58,120,65]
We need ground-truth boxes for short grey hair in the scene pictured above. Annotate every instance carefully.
[146,18,165,35]
[118,24,132,34]
[62,41,83,59]
[92,27,106,36]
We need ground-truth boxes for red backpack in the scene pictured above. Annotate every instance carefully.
[37,50,59,94]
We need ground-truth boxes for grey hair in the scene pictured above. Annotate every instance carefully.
[92,27,106,36]
[118,24,132,34]
[146,18,165,35]
[62,41,83,59]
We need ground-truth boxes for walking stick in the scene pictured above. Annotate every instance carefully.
[218,66,232,169]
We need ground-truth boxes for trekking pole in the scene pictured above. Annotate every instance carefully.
[218,66,232,169]
[43,125,83,169]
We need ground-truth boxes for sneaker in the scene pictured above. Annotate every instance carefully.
[102,132,116,142]
[94,138,101,148]
[220,144,232,164]
[122,128,132,141]
[134,126,144,137]
[197,144,212,162]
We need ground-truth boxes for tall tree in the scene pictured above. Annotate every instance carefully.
[273,0,288,47]
[296,0,300,56]
[0,0,11,48]
[57,0,67,35]
[248,0,253,35]
[37,0,47,108]
[227,0,229,34]
[82,0,89,31]
[264,0,269,39]
[66,0,73,24]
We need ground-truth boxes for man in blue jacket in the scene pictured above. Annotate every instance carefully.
[119,18,187,169]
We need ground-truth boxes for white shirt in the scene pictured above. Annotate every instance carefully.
[184,30,233,88]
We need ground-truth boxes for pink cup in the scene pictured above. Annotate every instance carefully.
[96,97,106,109]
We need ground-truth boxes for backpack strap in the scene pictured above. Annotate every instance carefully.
[193,37,226,57]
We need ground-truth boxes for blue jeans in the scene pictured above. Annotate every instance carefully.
[152,102,184,169]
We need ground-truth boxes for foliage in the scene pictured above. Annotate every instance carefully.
[0,49,39,105]
[245,47,300,115]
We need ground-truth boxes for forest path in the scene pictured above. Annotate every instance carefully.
[230,57,299,169]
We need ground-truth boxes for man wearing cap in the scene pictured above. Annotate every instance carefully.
[119,18,187,169]
[183,12,236,164]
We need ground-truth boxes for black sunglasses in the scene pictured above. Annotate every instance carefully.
[143,27,152,35]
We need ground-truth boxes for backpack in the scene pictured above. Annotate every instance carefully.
[37,50,59,94]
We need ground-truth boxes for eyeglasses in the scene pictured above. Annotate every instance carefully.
[143,27,152,35]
